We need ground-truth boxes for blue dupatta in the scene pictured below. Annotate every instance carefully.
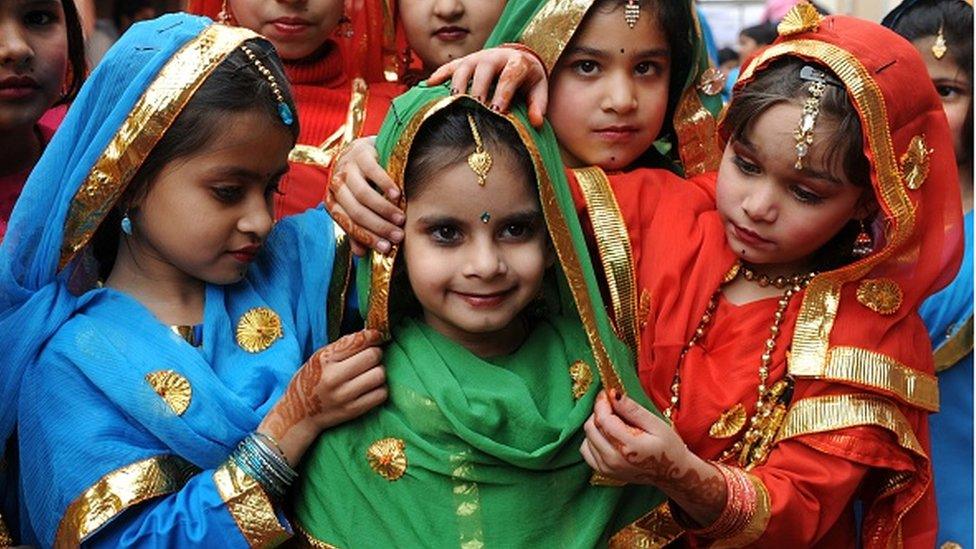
[1,14,340,547]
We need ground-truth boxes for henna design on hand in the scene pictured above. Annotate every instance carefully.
[632,453,725,509]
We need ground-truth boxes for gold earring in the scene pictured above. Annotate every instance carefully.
[852,219,873,257]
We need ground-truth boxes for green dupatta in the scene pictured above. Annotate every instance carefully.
[484,0,724,176]
[292,85,662,547]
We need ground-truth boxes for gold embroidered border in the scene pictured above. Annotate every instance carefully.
[520,0,591,73]
[0,512,12,546]
[294,521,340,549]
[791,346,939,412]
[712,473,771,548]
[933,315,973,372]
[774,394,926,458]
[213,460,291,548]
[373,95,625,390]
[59,24,259,269]
[739,41,916,385]
[55,455,198,548]
[673,86,722,177]
[608,501,684,548]
[574,167,640,357]
[290,77,369,168]
[326,233,353,343]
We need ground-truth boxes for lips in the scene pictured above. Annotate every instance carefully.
[0,75,40,100]
[229,244,262,263]
[592,125,639,142]
[453,288,514,308]
[731,223,774,248]
[269,17,312,36]
[432,26,469,42]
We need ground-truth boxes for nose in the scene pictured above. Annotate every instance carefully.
[740,182,778,223]
[600,71,638,115]
[0,21,33,71]
[433,0,464,20]
[462,236,507,279]
[238,192,275,239]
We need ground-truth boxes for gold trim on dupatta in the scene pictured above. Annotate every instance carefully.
[609,501,684,548]
[55,455,199,548]
[933,315,973,372]
[370,95,627,392]
[290,77,370,168]
[213,460,292,547]
[774,394,926,458]
[519,0,591,73]
[737,41,917,394]
[326,233,353,343]
[58,24,260,270]
[573,167,640,357]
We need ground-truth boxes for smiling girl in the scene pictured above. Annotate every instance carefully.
[0,0,84,240]
[292,88,662,547]
[2,15,386,546]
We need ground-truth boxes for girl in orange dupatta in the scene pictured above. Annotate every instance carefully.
[571,7,962,546]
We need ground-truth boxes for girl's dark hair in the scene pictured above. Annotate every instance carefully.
[590,0,697,171]
[884,0,973,170]
[722,57,873,271]
[58,0,86,104]
[739,22,778,46]
[402,102,535,199]
[91,38,299,279]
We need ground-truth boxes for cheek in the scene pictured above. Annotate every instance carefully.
[637,82,668,137]
[227,0,259,25]
[35,33,69,89]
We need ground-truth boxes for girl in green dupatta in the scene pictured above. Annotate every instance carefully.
[292,85,663,547]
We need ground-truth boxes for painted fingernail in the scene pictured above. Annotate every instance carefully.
[390,229,404,242]
[611,388,622,401]
[450,87,459,95]
[490,103,501,112]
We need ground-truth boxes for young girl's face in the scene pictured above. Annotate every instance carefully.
[716,103,867,272]
[229,0,342,61]
[0,0,67,130]
[548,5,670,171]
[912,36,971,165]
[400,0,506,73]
[402,149,551,350]
[128,110,291,285]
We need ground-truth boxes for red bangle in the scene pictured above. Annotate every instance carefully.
[670,462,757,540]
[499,42,548,77]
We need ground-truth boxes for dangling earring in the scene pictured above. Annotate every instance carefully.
[217,0,234,24]
[121,211,133,236]
[852,219,873,257]
[334,14,354,38]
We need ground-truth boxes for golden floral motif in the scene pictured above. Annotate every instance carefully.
[569,360,593,400]
[777,2,822,36]
[145,370,192,416]
[697,67,727,96]
[367,437,407,481]
[900,134,932,190]
[856,278,903,315]
[709,403,747,439]
[235,307,283,353]
[940,542,962,549]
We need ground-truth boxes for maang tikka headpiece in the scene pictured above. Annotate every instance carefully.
[624,0,641,28]
[466,113,492,186]
[240,45,295,126]
[932,22,948,59]
[793,65,841,170]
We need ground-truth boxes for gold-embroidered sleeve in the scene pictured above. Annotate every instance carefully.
[213,460,292,548]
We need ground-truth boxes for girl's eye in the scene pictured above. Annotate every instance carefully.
[935,84,962,100]
[24,10,57,26]
[790,185,824,205]
[634,61,657,76]
[732,155,761,176]
[212,185,244,203]
[430,225,461,244]
[571,60,599,76]
[499,222,533,240]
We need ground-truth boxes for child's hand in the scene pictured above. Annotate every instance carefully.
[427,46,549,128]
[581,390,726,525]
[259,329,388,465]
[326,136,404,256]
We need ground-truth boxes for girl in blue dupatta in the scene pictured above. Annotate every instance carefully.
[1,13,386,547]
[883,2,974,546]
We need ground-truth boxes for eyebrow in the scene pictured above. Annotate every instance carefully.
[416,209,543,226]
[208,165,289,183]
[734,136,843,186]
[564,45,669,60]
[496,209,544,224]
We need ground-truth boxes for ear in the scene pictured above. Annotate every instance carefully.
[853,188,880,222]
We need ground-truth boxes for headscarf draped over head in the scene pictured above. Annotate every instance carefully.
[723,8,963,546]
[291,83,663,547]
[483,0,725,176]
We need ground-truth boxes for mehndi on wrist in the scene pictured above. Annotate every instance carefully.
[668,462,757,539]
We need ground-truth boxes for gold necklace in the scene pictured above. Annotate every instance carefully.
[663,262,815,420]
[739,264,811,289]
